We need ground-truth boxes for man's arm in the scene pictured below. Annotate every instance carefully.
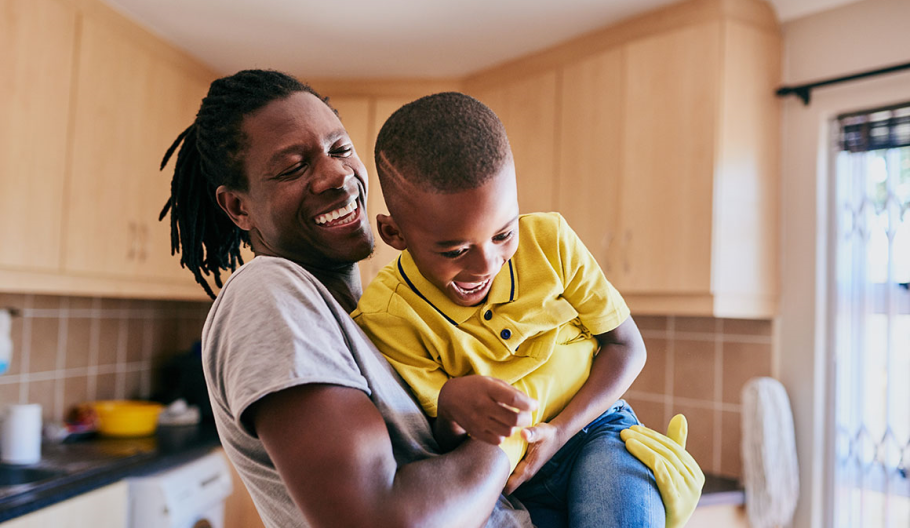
[251,383,512,528]
[505,316,646,492]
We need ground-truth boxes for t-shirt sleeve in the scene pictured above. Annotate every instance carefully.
[354,301,449,418]
[554,213,631,336]
[207,260,369,437]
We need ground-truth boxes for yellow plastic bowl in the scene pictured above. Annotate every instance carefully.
[91,400,163,437]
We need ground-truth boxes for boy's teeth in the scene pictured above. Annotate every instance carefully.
[454,279,489,294]
[315,201,358,225]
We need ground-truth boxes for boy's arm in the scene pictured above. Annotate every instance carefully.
[505,316,645,493]
[252,383,514,528]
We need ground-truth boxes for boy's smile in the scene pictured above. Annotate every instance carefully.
[378,160,520,307]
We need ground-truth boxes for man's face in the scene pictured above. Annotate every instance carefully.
[237,92,374,270]
[392,161,520,307]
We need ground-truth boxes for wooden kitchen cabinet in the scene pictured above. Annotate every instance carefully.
[470,71,559,215]
[64,13,211,284]
[0,481,127,528]
[0,0,219,300]
[615,19,780,317]
[0,0,76,272]
[469,0,780,318]
[617,23,720,296]
[557,47,624,281]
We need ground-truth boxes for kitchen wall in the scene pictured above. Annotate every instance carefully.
[626,315,773,480]
[778,0,910,527]
[0,292,210,422]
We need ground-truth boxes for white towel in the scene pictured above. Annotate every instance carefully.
[742,377,800,528]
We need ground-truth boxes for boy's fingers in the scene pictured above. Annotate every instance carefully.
[488,381,538,412]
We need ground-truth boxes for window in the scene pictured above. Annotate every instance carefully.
[831,103,910,528]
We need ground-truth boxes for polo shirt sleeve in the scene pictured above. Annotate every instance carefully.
[353,307,450,418]
[554,213,631,336]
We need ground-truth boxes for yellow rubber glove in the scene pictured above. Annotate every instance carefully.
[621,414,705,528]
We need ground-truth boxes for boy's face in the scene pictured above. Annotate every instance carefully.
[384,160,520,307]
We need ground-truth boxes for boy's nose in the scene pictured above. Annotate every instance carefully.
[468,247,502,277]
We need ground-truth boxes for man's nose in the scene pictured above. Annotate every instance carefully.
[310,156,353,194]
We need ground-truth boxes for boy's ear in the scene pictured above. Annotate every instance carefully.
[216,185,252,231]
[376,214,407,251]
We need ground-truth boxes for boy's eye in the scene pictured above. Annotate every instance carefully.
[493,231,514,242]
[440,248,467,259]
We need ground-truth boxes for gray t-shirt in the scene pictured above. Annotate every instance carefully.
[203,256,531,528]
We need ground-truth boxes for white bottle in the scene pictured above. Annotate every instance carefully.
[0,309,12,375]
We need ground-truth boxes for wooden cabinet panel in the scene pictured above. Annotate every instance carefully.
[471,71,559,214]
[0,0,75,271]
[64,15,154,278]
[557,48,624,283]
[137,58,212,282]
[620,23,720,295]
[64,14,210,287]
[0,481,127,528]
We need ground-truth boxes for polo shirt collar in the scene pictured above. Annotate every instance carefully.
[397,250,517,325]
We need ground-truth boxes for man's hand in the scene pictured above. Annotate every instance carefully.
[503,422,566,494]
[437,375,538,446]
[621,414,705,528]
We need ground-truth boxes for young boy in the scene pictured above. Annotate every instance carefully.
[352,92,665,526]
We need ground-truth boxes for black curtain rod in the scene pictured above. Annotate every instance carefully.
[776,60,910,105]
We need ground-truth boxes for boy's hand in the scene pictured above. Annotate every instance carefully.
[437,375,538,446]
[621,414,705,528]
[503,422,566,494]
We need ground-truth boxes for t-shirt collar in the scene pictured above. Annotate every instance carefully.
[397,250,517,325]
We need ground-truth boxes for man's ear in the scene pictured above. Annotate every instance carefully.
[376,214,407,251]
[216,185,252,231]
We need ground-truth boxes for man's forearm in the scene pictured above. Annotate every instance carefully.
[392,438,511,528]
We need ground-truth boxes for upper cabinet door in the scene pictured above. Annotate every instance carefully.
[134,59,211,282]
[0,0,76,271]
[620,23,720,295]
[64,16,152,278]
[471,71,559,214]
[557,48,624,285]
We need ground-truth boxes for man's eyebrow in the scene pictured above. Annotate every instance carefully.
[434,215,519,247]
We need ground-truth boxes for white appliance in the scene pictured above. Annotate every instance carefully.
[128,450,233,528]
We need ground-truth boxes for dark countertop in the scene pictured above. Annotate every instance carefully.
[0,423,221,523]
[0,422,743,522]
[699,473,745,507]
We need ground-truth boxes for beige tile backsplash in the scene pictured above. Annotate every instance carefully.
[625,315,775,481]
[0,293,210,423]
[0,293,770,482]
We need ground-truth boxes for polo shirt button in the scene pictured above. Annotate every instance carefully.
[484,310,493,320]
[500,328,512,340]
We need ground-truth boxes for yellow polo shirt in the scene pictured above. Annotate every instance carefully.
[352,212,630,470]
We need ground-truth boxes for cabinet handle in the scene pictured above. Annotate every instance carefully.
[623,230,632,274]
[127,222,137,260]
[602,232,614,273]
[138,224,148,262]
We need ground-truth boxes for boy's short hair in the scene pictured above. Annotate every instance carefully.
[374,92,511,197]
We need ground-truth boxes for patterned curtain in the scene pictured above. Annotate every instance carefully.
[832,102,910,528]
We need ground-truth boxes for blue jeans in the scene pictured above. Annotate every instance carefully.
[510,400,666,528]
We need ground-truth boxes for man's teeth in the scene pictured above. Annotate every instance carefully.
[315,201,358,225]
